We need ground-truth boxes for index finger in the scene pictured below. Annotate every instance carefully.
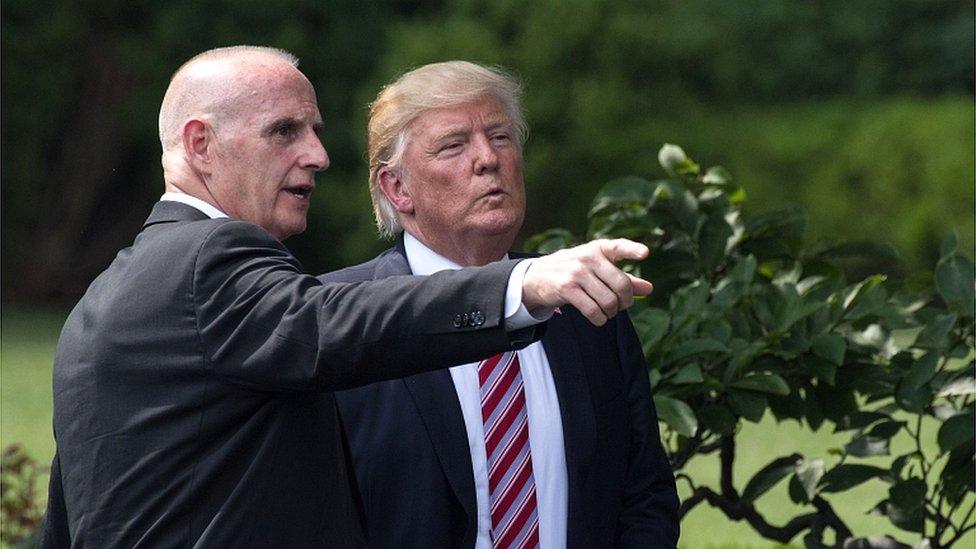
[598,238,650,263]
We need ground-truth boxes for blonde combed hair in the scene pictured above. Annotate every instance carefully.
[367,61,527,238]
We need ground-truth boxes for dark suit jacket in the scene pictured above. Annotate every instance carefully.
[39,201,539,548]
[323,240,679,549]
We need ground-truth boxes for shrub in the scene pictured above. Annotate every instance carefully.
[527,144,975,547]
[1,444,45,547]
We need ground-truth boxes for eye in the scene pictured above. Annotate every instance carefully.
[275,124,297,137]
[490,132,512,145]
[439,142,463,154]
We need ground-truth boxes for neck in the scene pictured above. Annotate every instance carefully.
[405,230,511,267]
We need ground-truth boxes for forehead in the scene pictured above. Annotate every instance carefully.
[235,67,321,124]
[409,96,510,139]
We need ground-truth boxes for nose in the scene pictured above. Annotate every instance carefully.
[302,132,330,172]
[472,134,499,176]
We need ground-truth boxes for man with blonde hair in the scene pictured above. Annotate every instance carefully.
[39,48,654,548]
[324,61,679,548]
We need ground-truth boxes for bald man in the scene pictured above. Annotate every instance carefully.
[37,46,652,548]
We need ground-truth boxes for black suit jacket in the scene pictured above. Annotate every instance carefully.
[39,202,539,548]
[323,240,679,549]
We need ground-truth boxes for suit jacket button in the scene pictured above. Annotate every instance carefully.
[461,312,471,327]
[453,314,463,328]
[472,310,485,326]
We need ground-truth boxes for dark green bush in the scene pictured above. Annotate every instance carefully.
[527,145,975,547]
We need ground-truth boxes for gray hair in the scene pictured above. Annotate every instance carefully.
[367,61,527,238]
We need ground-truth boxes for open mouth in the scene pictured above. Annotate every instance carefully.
[284,186,313,199]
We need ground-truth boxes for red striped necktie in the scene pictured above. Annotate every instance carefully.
[478,351,540,549]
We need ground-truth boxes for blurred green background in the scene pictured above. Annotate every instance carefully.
[1,0,973,546]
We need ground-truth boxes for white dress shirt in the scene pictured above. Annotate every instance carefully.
[160,192,228,219]
[404,233,569,549]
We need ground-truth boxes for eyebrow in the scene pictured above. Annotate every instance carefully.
[427,119,513,147]
[261,117,324,137]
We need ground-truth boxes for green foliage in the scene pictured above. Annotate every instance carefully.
[1,445,45,547]
[529,145,976,547]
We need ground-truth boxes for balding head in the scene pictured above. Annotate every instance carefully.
[157,46,328,240]
[158,46,302,184]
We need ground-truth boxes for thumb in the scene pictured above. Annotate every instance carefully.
[627,273,654,296]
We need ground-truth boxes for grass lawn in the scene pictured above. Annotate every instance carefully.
[1,305,971,547]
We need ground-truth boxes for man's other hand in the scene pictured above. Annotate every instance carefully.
[522,239,653,326]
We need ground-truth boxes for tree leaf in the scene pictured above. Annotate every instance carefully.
[666,338,728,362]
[869,420,906,439]
[698,404,737,435]
[835,411,890,432]
[845,434,890,457]
[658,144,699,177]
[937,412,975,453]
[741,454,801,502]
[523,228,576,253]
[901,352,939,390]
[728,389,767,422]
[698,214,733,272]
[895,380,930,414]
[702,165,732,185]
[653,394,697,437]
[730,372,790,396]
[795,458,825,500]
[812,333,846,365]
[805,355,837,386]
[938,376,976,397]
[671,362,704,384]
[887,478,926,533]
[913,313,958,350]
[843,275,887,310]
[821,464,888,492]
[631,308,670,354]
[935,254,975,318]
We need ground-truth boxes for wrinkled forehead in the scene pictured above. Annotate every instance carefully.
[409,95,512,136]
[213,71,319,133]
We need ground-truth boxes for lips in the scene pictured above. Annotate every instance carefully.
[283,184,314,200]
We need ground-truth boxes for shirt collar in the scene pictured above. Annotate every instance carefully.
[160,192,228,219]
[403,232,509,275]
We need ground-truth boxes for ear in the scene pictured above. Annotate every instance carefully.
[378,167,414,215]
[182,119,215,174]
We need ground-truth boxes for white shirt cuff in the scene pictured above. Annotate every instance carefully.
[504,259,555,330]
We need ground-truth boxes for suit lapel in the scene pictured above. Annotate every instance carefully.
[542,312,598,546]
[377,241,479,534]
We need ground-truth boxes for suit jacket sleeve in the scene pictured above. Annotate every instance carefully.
[193,221,530,392]
[614,312,680,547]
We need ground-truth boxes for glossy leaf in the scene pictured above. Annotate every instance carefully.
[812,333,846,365]
[730,372,790,396]
[935,254,975,317]
[937,411,975,453]
[698,404,737,435]
[666,338,728,363]
[821,464,888,492]
[670,363,704,384]
[741,454,801,502]
[845,435,890,457]
[728,389,767,422]
[653,394,697,437]
[901,352,939,390]
[887,478,926,533]
[698,214,733,271]
[795,458,825,500]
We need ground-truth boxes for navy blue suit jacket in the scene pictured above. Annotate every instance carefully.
[319,240,679,548]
